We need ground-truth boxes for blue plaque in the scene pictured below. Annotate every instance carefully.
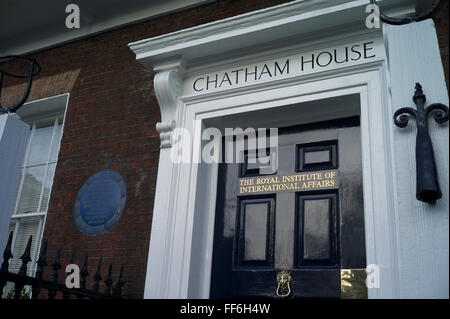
[73,170,126,235]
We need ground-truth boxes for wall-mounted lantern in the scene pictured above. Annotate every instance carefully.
[394,83,449,204]
[370,0,441,25]
[0,55,41,114]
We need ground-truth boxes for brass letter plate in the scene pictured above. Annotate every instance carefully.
[341,269,368,299]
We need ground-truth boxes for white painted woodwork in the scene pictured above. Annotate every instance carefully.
[129,0,448,299]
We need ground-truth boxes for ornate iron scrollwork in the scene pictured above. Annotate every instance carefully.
[0,55,41,114]
[393,83,449,204]
[370,0,440,25]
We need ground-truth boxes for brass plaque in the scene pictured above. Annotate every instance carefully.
[239,170,338,195]
[341,269,368,299]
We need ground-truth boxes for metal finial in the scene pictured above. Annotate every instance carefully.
[413,82,426,102]
[51,248,62,274]
[0,232,14,294]
[93,256,103,292]
[70,248,75,264]
[35,241,47,279]
[78,252,89,298]
[113,265,126,298]
[48,248,61,299]
[18,236,32,276]
[104,263,113,295]
[32,240,47,299]
[14,235,32,298]
[1,231,14,272]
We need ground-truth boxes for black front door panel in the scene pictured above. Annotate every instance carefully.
[210,117,366,299]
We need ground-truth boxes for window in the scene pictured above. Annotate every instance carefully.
[5,95,66,283]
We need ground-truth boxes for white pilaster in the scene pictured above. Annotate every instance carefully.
[384,19,449,298]
[143,62,184,298]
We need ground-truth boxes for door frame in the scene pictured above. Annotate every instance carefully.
[154,61,397,299]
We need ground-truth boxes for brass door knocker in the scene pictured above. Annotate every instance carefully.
[276,270,292,298]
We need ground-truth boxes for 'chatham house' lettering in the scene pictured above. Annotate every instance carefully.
[191,40,378,92]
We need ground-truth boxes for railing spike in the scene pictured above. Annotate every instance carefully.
[104,263,113,295]
[32,240,47,299]
[18,236,32,276]
[1,231,14,272]
[70,248,75,264]
[0,232,14,297]
[51,248,61,276]
[35,240,48,277]
[113,264,126,298]
[48,248,61,299]
[14,235,33,299]
[93,256,102,293]
[78,252,89,298]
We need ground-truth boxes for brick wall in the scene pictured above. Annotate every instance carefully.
[0,0,447,298]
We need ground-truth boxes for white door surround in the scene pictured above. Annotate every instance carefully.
[129,0,449,299]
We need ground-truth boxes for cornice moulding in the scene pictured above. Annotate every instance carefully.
[128,0,410,70]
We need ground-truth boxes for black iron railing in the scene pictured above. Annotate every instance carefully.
[0,232,126,299]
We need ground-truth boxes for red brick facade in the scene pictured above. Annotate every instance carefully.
[0,0,448,298]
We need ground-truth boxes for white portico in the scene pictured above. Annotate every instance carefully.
[129,0,449,299]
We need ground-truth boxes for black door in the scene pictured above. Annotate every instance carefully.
[210,116,366,298]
